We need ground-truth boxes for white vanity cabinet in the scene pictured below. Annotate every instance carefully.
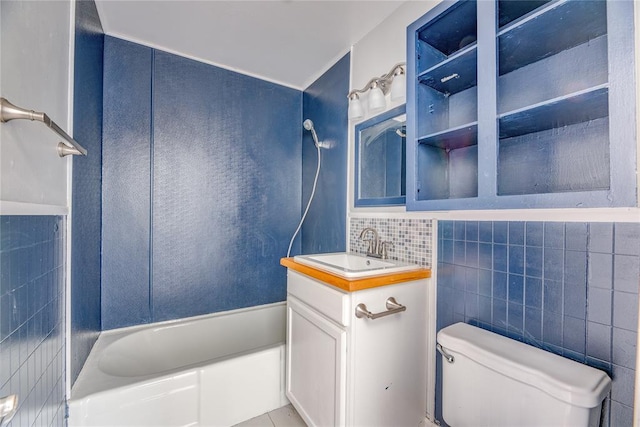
[285,269,428,426]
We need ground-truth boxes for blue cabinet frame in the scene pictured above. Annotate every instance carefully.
[406,0,637,210]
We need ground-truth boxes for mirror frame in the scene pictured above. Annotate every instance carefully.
[354,104,406,207]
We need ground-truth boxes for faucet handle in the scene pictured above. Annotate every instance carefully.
[380,241,394,259]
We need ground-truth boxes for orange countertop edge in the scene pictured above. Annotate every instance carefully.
[280,257,431,292]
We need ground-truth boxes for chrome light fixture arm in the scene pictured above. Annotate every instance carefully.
[347,62,406,100]
[347,63,406,120]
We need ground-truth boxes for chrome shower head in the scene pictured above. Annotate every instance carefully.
[303,119,320,148]
[303,119,314,131]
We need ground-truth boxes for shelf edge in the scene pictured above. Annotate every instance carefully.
[417,121,478,143]
[498,84,609,120]
[418,43,478,78]
[497,0,568,37]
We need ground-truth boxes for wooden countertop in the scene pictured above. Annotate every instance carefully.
[280,257,431,293]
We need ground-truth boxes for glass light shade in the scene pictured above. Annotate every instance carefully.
[390,72,406,101]
[368,86,386,113]
[348,97,364,120]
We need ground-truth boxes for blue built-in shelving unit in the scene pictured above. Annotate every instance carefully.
[406,0,637,210]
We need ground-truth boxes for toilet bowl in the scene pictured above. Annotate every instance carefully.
[437,322,611,427]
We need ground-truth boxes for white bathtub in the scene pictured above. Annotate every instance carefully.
[69,302,288,426]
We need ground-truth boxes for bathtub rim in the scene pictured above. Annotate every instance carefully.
[101,300,286,337]
[70,301,286,401]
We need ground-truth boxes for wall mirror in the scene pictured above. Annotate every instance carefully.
[355,105,406,207]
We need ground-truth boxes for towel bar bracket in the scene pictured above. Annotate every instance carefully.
[57,142,83,157]
[0,97,87,157]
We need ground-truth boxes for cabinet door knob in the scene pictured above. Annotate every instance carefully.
[355,297,406,320]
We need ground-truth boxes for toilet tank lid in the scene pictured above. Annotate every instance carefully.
[437,323,612,409]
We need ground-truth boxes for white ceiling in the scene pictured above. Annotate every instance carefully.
[94,1,405,90]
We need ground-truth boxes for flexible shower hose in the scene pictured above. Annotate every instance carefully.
[287,142,321,257]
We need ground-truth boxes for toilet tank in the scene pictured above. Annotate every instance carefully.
[437,323,611,427]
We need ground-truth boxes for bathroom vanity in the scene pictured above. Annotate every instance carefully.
[280,254,431,426]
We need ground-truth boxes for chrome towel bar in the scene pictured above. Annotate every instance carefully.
[0,97,87,157]
[355,297,406,320]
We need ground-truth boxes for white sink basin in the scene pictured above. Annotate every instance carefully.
[294,252,419,278]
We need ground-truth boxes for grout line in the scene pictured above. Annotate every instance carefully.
[265,411,277,427]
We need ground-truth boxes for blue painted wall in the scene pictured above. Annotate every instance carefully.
[102,37,153,329]
[0,216,66,426]
[151,50,302,321]
[300,53,350,254]
[102,37,302,328]
[437,220,639,426]
[71,0,103,386]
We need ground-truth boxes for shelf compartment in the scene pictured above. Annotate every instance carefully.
[418,122,478,150]
[416,0,477,72]
[498,34,608,115]
[416,123,478,201]
[498,117,610,196]
[499,86,608,139]
[498,0,552,29]
[498,0,607,75]
[418,44,477,95]
[416,82,477,138]
[417,143,478,201]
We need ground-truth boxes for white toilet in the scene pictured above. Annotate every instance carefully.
[437,322,612,427]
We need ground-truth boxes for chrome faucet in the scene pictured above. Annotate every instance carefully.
[358,227,393,259]
[359,227,379,256]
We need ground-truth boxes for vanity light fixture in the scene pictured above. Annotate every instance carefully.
[347,62,406,120]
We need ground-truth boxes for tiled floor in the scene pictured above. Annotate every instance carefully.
[233,404,307,427]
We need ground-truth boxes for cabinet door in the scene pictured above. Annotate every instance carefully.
[286,297,347,427]
[348,281,427,426]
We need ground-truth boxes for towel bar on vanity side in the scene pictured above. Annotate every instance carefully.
[355,297,406,320]
[0,97,87,157]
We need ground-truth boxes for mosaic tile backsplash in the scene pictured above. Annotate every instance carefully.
[349,217,433,268]
[0,216,66,427]
[437,221,639,426]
